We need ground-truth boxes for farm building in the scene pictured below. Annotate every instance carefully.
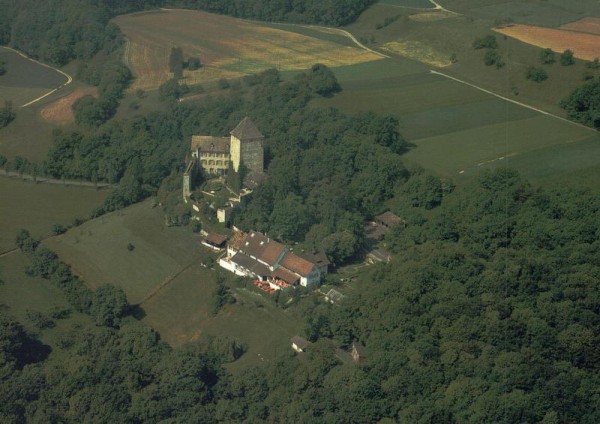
[183,117,264,198]
[202,232,228,251]
[219,231,325,289]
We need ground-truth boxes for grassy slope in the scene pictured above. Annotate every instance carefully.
[0,177,109,253]
[44,199,301,367]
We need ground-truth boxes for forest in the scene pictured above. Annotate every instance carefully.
[3,168,599,423]
[1,0,599,422]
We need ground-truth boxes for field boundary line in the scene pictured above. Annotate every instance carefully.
[430,70,597,132]
[2,46,74,108]
[381,0,458,14]
[296,24,390,58]
[137,258,202,306]
[1,170,111,188]
[0,248,18,258]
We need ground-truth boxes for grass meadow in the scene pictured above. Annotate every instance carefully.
[113,9,383,91]
[44,199,300,365]
[0,177,109,253]
[313,57,598,185]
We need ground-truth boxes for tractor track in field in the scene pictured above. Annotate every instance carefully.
[137,258,202,306]
[429,70,596,132]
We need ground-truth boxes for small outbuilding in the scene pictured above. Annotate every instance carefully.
[325,289,345,304]
[375,211,405,228]
[291,336,311,353]
[202,232,229,251]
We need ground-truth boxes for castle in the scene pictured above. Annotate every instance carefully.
[183,117,264,198]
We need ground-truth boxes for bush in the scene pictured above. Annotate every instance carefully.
[127,243,135,251]
[560,49,575,66]
[526,67,548,82]
[188,57,201,70]
[473,35,498,49]
[540,48,556,64]
[484,50,504,68]
[52,224,67,235]
[218,78,230,89]
[586,58,600,69]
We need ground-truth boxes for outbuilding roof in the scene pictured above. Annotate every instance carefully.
[280,253,315,278]
[230,117,263,140]
[205,232,228,246]
[376,211,404,227]
[242,231,286,267]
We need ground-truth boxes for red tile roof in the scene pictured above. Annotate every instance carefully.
[205,233,228,246]
[241,232,286,267]
[280,252,315,278]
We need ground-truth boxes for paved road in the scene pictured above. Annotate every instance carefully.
[1,170,111,188]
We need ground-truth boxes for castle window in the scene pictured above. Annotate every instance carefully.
[209,160,215,165]
[201,160,207,166]
[217,161,222,166]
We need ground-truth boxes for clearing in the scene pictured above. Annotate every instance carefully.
[113,9,383,91]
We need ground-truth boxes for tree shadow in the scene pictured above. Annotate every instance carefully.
[21,337,52,366]
[130,304,146,320]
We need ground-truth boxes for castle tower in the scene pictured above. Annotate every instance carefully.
[230,117,264,174]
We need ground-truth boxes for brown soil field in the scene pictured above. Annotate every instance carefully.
[114,9,382,91]
[494,24,600,61]
[559,17,600,36]
[40,87,97,124]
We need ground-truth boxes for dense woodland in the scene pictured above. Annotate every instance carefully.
[2,1,600,422]
[3,169,599,423]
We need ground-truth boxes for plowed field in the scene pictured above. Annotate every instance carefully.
[40,87,97,124]
[559,17,600,35]
[114,9,383,91]
[494,24,600,61]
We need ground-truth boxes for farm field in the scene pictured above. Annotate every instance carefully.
[560,17,600,35]
[493,25,600,61]
[0,47,68,106]
[0,177,109,253]
[313,57,597,181]
[43,199,206,304]
[44,198,302,368]
[113,9,383,91]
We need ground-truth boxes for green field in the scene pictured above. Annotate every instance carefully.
[313,57,598,183]
[44,199,302,366]
[0,177,109,253]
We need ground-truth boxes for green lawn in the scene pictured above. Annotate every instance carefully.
[405,115,595,176]
[0,177,109,253]
[44,199,207,304]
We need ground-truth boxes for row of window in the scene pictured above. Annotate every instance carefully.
[201,152,229,158]
[202,160,228,166]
